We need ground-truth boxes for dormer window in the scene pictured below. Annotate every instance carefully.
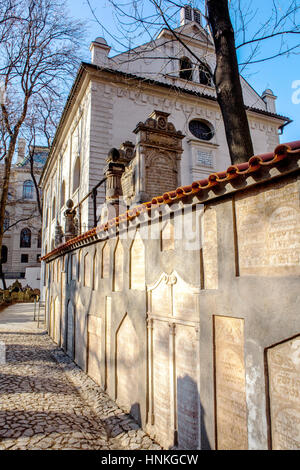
[179,57,193,81]
[199,61,212,86]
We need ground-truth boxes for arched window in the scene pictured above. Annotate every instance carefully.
[45,207,49,226]
[52,196,56,220]
[37,229,42,248]
[61,180,66,208]
[23,180,34,199]
[20,228,31,248]
[73,157,80,193]
[179,57,193,81]
[1,245,8,264]
[3,211,9,231]
[189,119,214,141]
[199,61,212,86]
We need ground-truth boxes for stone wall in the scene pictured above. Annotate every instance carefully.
[42,143,300,450]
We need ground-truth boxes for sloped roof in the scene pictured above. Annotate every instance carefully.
[42,140,300,261]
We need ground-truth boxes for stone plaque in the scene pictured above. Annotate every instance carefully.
[66,300,75,359]
[71,253,77,280]
[173,274,198,322]
[88,315,102,386]
[203,207,218,289]
[267,336,300,449]
[161,221,175,251]
[105,297,112,392]
[176,324,200,449]
[54,297,60,345]
[130,232,145,290]
[102,242,110,279]
[152,320,172,448]
[214,316,248,450]
[116,314,139,412]
[83,253,90,287]
[236,177,300,276]
[114,239,123,291]
[148,274,172,317]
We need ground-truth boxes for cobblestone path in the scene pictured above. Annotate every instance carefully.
[0,306,161,451]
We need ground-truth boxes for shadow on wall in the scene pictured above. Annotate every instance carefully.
[177,375,211,450]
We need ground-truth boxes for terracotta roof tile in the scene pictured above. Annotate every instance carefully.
[42,140,300,261]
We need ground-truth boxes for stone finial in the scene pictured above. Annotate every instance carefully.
[54,220,64,247]
[133,110,184,140]
[64,199,77,242]
[104,149,126,218]
[119,141,135,163]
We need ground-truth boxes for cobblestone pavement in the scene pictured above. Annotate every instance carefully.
[0,305,161,450]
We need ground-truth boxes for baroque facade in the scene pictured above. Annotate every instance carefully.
[0,139,47,287]
[39,6,290,260]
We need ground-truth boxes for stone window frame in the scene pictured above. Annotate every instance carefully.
[20,227,31,248]
[23,180,34,200]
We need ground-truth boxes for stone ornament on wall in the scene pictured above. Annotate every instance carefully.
[214,315,248,450]
[235,177,300,276]
[130,231,145,290]
[161,220,175,251]
[147,271,199,322]
[267,336,300,450]
[202,207,218,289]
[147,272,200,449]
[101,242,110,279]
[113,239,123,292]
[87,314,103,387]
[115,313,140,417]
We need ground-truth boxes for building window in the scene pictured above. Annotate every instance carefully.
[61,180,66,208]
[3,211,9,231]
[37,229,42,248]
[179,57,193,81]
[1,245,8,264]
[73,157,80,193]
[52,196,56,221]
[23,180,34,199]
[199,61,212,86]
[189,120,214,141]
[21,254,29,263]
[20,228,31,248]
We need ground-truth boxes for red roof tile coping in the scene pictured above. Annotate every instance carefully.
[42,140,300,261]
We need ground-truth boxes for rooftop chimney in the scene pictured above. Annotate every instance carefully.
[261,89,277,114]
[90,37,111,66]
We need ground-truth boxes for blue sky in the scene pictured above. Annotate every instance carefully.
[66,0,299,144]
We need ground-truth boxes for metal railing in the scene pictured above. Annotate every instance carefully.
[73,177,106,231]
[33,296,46,329]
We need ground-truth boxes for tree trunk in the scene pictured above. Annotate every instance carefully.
[29,153,43,219]
[0,262,6,290]
[0,134,18,268]
[206,0,254,164]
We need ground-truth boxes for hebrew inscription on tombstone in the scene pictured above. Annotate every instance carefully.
[214,316,248,450]
[267,336,300,450]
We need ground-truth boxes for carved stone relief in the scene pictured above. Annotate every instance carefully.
[214,316,248,450]
[130,231,145,290]
[267,336,300,449]
[116,314,140,413]
[236,178,300,276]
